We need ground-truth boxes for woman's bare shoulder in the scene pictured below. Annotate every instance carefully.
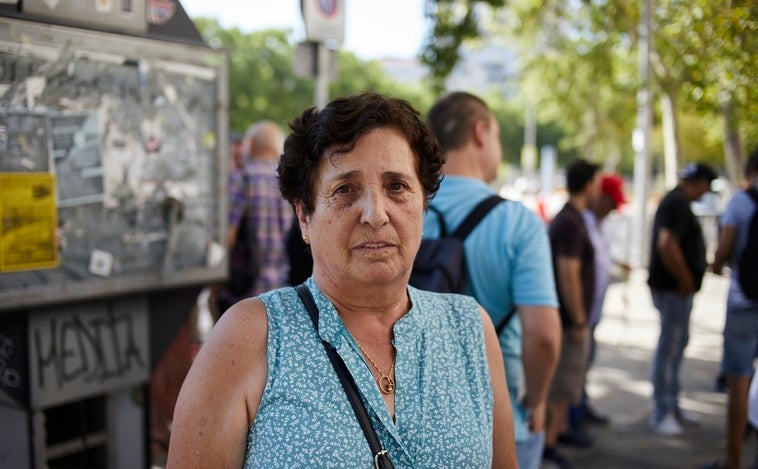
[210,297,269,350]
[183,297,268,396]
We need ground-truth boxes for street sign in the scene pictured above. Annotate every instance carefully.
[301,0,345,44]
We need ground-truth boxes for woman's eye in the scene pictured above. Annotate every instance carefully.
[389,181,407,192]
[334,185,353,194]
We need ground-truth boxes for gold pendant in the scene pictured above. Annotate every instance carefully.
[378,374,395,394]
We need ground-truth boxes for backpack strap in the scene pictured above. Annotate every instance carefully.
[746,187,758,206]
[452,195,504,240]
[453,195,512,333]
[427,205,449,237]
[495,306,518,335]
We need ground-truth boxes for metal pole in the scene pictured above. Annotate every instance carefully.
[632,0,652,268]
[315,42,329,109]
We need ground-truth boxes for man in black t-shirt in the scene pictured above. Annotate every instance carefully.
[647,162,717,436]
[543,159,601,468]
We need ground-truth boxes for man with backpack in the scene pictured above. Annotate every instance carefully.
[704,151,758,469]
[425,92,561,469]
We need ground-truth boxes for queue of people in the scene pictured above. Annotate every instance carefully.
[164,90,755,468]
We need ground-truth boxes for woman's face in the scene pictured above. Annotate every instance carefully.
[299,127,425,287]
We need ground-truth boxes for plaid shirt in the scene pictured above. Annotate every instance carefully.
[228,158,294,296]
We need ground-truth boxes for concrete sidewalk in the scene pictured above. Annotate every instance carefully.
[558,270,755,469]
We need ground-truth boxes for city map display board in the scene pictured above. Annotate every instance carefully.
[0,18,229,311]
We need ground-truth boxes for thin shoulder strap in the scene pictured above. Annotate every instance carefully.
[452,195,504,240]
[294,285,394,469]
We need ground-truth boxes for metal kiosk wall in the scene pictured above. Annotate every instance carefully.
[0,14,228,469]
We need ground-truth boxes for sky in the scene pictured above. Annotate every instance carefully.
[179,0,430,61]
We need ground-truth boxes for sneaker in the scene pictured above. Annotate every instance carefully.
[557,426,594,449]
[542,446,574,469]
[649,412,684,436]
[676,408,701,427]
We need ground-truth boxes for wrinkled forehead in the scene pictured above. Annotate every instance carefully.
[315,129,419,180]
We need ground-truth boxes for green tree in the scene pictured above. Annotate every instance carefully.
[193,18,436,136]
[193,18,313,133]
[422,0,506,93]
[424,0,758,182]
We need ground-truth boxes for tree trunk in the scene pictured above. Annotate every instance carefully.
[660,87,680,190]
[720,93,743,186]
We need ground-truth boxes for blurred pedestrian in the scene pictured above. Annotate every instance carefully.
[427,91,561,469]
[568,174,630,430]
[215,121,295,315]
[544,159,602,469]
[647,162,717,435]
[703,151,758,469]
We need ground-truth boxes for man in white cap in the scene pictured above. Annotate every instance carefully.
[647,161,717,436]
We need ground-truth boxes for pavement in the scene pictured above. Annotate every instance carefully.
[555,269,755,469]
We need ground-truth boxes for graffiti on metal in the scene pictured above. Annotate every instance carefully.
[29,296,149,408]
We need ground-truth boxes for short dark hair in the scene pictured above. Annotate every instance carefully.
[566,159,600,195]
[746,147,758,177]
[427,91,492,154]
[278,92,444,214]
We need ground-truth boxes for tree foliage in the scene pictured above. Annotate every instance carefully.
[423,0,758,179]
[421,0,506,93]
[194,18,437,136]
[192,16,572,170]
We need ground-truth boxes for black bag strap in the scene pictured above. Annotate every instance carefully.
[746,187,758,206]
[427,194,504,240]
[427,205,448,236]
[430,195,510,332]
[451,195,504,240]
[495,306,518,336]
[294,284,395,469]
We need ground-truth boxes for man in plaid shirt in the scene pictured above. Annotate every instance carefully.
[218,121,294,313]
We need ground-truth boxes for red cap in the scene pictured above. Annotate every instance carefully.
[601,174,626,207]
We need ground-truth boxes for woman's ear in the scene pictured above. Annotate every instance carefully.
[295,201,310,244]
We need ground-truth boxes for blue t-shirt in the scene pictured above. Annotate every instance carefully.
[423,176,558,442]
[720,188,758,309]
[245,279,494,468]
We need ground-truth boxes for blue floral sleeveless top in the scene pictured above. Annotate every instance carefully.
[243,278,494,468]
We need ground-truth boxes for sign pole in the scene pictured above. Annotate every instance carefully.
[315,42,329,109]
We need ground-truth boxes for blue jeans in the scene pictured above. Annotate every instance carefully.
[650,289,693,419]
[516,430,545,469]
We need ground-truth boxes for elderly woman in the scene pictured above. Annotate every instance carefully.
[167,93,516,468]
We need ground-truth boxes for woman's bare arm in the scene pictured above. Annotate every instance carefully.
[480,307,518,468]
[166,298,269,468]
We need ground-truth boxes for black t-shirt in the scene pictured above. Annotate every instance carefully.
[647,186,707,291]
[549,202,595,327]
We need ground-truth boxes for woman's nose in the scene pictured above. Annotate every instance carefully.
[359,188,390,227]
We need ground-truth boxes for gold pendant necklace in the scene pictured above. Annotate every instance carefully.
[355,342,396,394]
